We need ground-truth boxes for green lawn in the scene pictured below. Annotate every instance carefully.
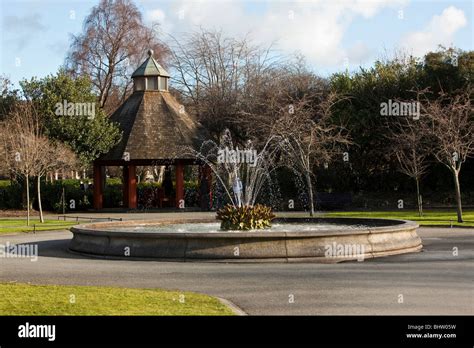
[322,210,474,227]
[0,219,77,234]
[0,283,234,316]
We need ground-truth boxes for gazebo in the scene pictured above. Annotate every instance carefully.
[93,50,210,210]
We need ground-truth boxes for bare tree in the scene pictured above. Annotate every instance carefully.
[66,0,169,113]
[169,29,279,138]
[386,118,430,216]
[271,93,351,216]
[2,102,42,225]
[34,140,77,222]
[1,102,77,223]
[419,87,474,222]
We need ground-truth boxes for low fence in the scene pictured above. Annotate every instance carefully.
[57,215,123,223]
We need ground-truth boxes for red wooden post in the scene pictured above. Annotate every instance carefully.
[175,161,184,208]
[127,165,137,209]
[93,163,103,209]
[122,165,129,208]
[199,164,213,210]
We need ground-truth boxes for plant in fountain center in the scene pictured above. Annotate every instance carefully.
[216,204,276,230]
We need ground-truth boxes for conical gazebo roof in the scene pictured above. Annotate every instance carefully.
[98,51,207,163]
[131,50,170,78]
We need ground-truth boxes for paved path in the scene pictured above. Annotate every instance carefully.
[0,225,472,315]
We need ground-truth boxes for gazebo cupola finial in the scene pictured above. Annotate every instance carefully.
[132,49,170,92]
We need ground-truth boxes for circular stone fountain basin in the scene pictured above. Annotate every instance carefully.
[69,217,422,263]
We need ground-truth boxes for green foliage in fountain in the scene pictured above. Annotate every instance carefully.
[216,204,276,230]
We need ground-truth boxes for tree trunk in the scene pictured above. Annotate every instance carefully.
[452,170,463,223]
[37,176,44,223]
[305,172,315,217]
[415,177,422,217]
[26,175,30,226]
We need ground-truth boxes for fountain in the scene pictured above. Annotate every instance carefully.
[70,130,422,262]
[69,217,421,262]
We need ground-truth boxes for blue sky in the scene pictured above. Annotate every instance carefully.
[1,0,472,87]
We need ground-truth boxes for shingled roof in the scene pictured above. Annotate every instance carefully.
[100,90,207,161]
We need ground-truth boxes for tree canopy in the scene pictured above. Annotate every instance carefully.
[20,70,121,164]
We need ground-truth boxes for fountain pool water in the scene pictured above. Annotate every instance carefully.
[100,222,370,233]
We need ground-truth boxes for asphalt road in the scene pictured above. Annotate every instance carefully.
[0,227,473,315]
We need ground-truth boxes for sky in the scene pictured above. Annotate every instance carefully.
[1,0,472,87]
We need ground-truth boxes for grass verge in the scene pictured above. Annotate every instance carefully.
[0,219,77,234]
[322,210,474,227]
[0,283,234,315]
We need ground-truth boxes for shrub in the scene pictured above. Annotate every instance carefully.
[41,180,93,212]
[137,184,160,208]
[103,183,122,208]
[184,181,199,208]
[216,204,276,230]
[0,181,23,209]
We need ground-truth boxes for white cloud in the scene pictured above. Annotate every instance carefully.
[2,13,47,50]
[147,9,166,23]
[150,0,248,37]
[400,6,467,57]
[3,13,47,32]
[146,0,406,68]
[347,41,371,64]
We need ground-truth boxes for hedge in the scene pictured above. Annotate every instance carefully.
[0,179,202,211]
